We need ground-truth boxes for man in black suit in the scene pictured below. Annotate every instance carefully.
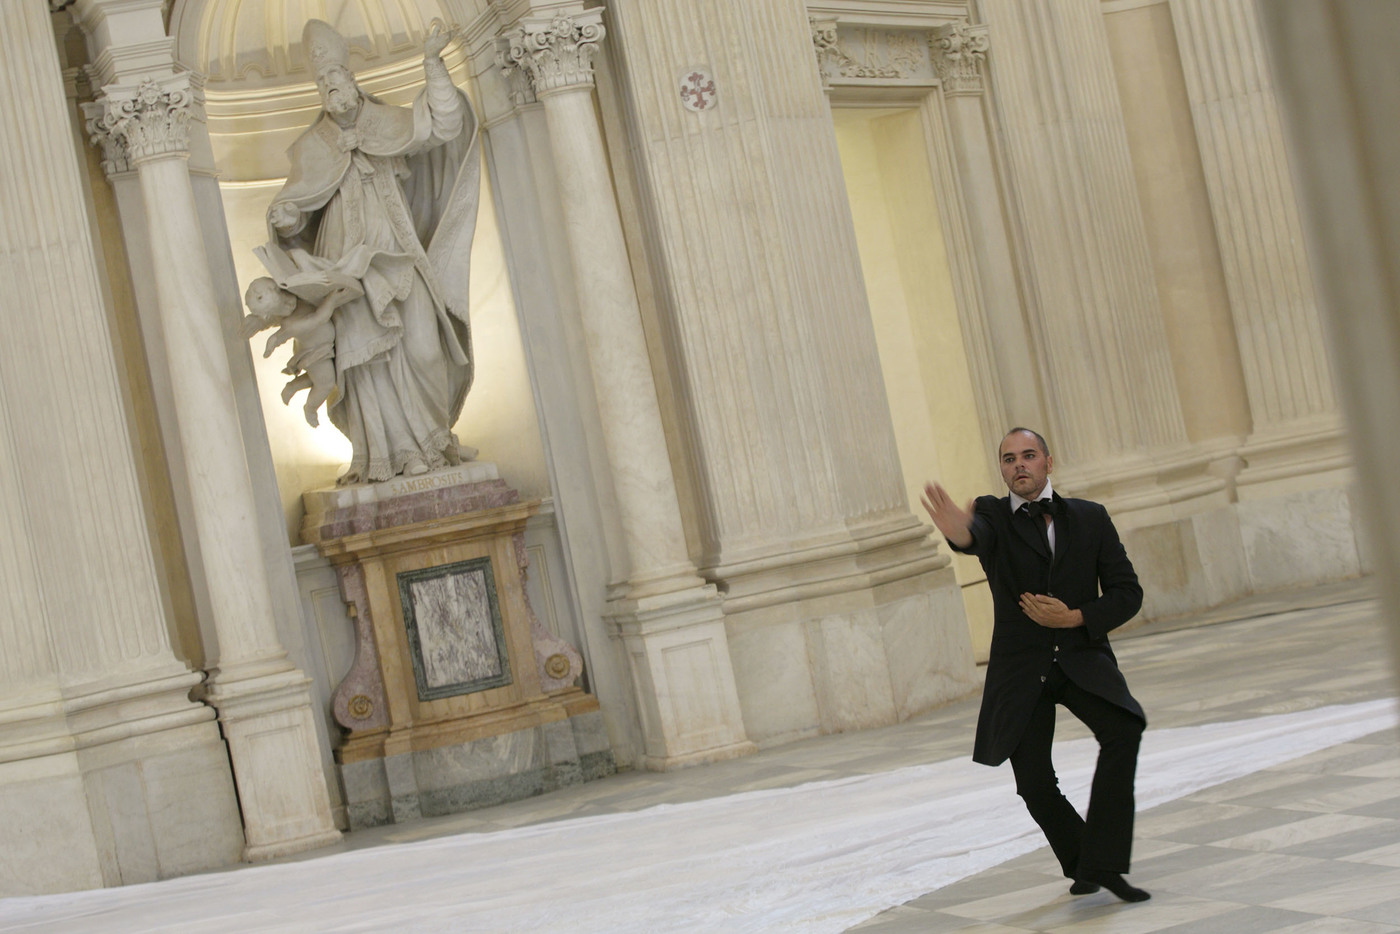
[922,427,1150,902]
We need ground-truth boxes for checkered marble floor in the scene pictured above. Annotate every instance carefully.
[847,585,1400,934]
[296,581,1397,933]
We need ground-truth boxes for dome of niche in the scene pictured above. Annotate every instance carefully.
[169,0,469,92]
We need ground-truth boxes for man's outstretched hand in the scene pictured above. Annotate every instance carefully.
[922,482,974,549]
[1019,593,1084,629]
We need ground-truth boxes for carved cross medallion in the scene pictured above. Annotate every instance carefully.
[679,68,717,112]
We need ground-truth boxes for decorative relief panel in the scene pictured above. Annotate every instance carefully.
[809,20,936,86]
[811,18,841,85]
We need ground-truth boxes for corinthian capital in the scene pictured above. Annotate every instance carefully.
[930,20,990,95]
[87,75,193,171]
[810,18,840,88]
[498,10,606,98]
[83,99,131,175]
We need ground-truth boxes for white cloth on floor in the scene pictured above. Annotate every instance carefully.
[2,699,1395,934]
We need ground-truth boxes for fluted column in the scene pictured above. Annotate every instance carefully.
[979,0,1218,506]
[500,8,755,769]
[87,73,339,858]
[1170,0,1347,486]
[0,49,195,711]
[0,0,241,892]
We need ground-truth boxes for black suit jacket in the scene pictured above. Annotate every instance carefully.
[950,491,1145,765]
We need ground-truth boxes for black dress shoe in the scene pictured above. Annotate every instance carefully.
[1083,871,1150,902]
[1069,879,1101,895]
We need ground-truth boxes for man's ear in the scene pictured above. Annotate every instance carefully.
[1046,455,1054,475]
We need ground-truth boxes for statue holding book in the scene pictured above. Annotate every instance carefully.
[244,18,481,484]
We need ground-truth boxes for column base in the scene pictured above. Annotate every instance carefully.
[608,583,757,770]
[241,829,345,863]
[1071,427,1364,622]
[641,739,759,772]
[1234,418,1351,497]
[707,514,978,747]
[1055,443,1234,530]
[0,673,244,895]
[204,665,341,861]
[1234,420,1363,593]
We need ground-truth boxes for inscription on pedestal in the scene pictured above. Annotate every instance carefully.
[398,558,512,701]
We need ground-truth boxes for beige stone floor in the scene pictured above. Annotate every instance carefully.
[306,579,1398,932]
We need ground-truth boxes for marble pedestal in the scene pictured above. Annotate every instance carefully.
[303,464,614,830]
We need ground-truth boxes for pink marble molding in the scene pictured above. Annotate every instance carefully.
[514,530,583,692]
[330,563,390,734]
[302,464,520,543]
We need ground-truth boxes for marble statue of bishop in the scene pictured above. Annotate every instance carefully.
[258,18,481,484]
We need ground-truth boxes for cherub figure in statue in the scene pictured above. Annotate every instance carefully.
[241,275,355,427]
[252,17,481,485]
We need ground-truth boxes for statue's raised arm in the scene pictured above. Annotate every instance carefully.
[253,18,481,485]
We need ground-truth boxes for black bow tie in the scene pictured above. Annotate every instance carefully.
[1022,499,1053,519]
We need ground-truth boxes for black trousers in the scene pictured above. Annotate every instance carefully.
[1009,663,1144,878]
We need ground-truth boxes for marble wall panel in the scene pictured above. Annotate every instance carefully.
[340,759,392,830]
[808,608,898,733]
[111,728,245,880]
[659,639,729,746]
[88,762,159,884]
[384,754,421,824]
[230,706,339,854]
[1353,483,1377,578]
[401,561,509,697]
[1237,487,1363,594]
[413,729,544,790]
[880,583,978,721]
[725,616,823,747]
[1127,506,1250,621]
[340,719,615,829]
[570,710,613,759]
[0,762,104,895]
[1194,507,1254,606]
[726,574,977,746]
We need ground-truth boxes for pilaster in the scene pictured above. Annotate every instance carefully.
[600,0,976,744]
[978,0,1223,517]
[1169,0,1348,494]
[0,0,241,893]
